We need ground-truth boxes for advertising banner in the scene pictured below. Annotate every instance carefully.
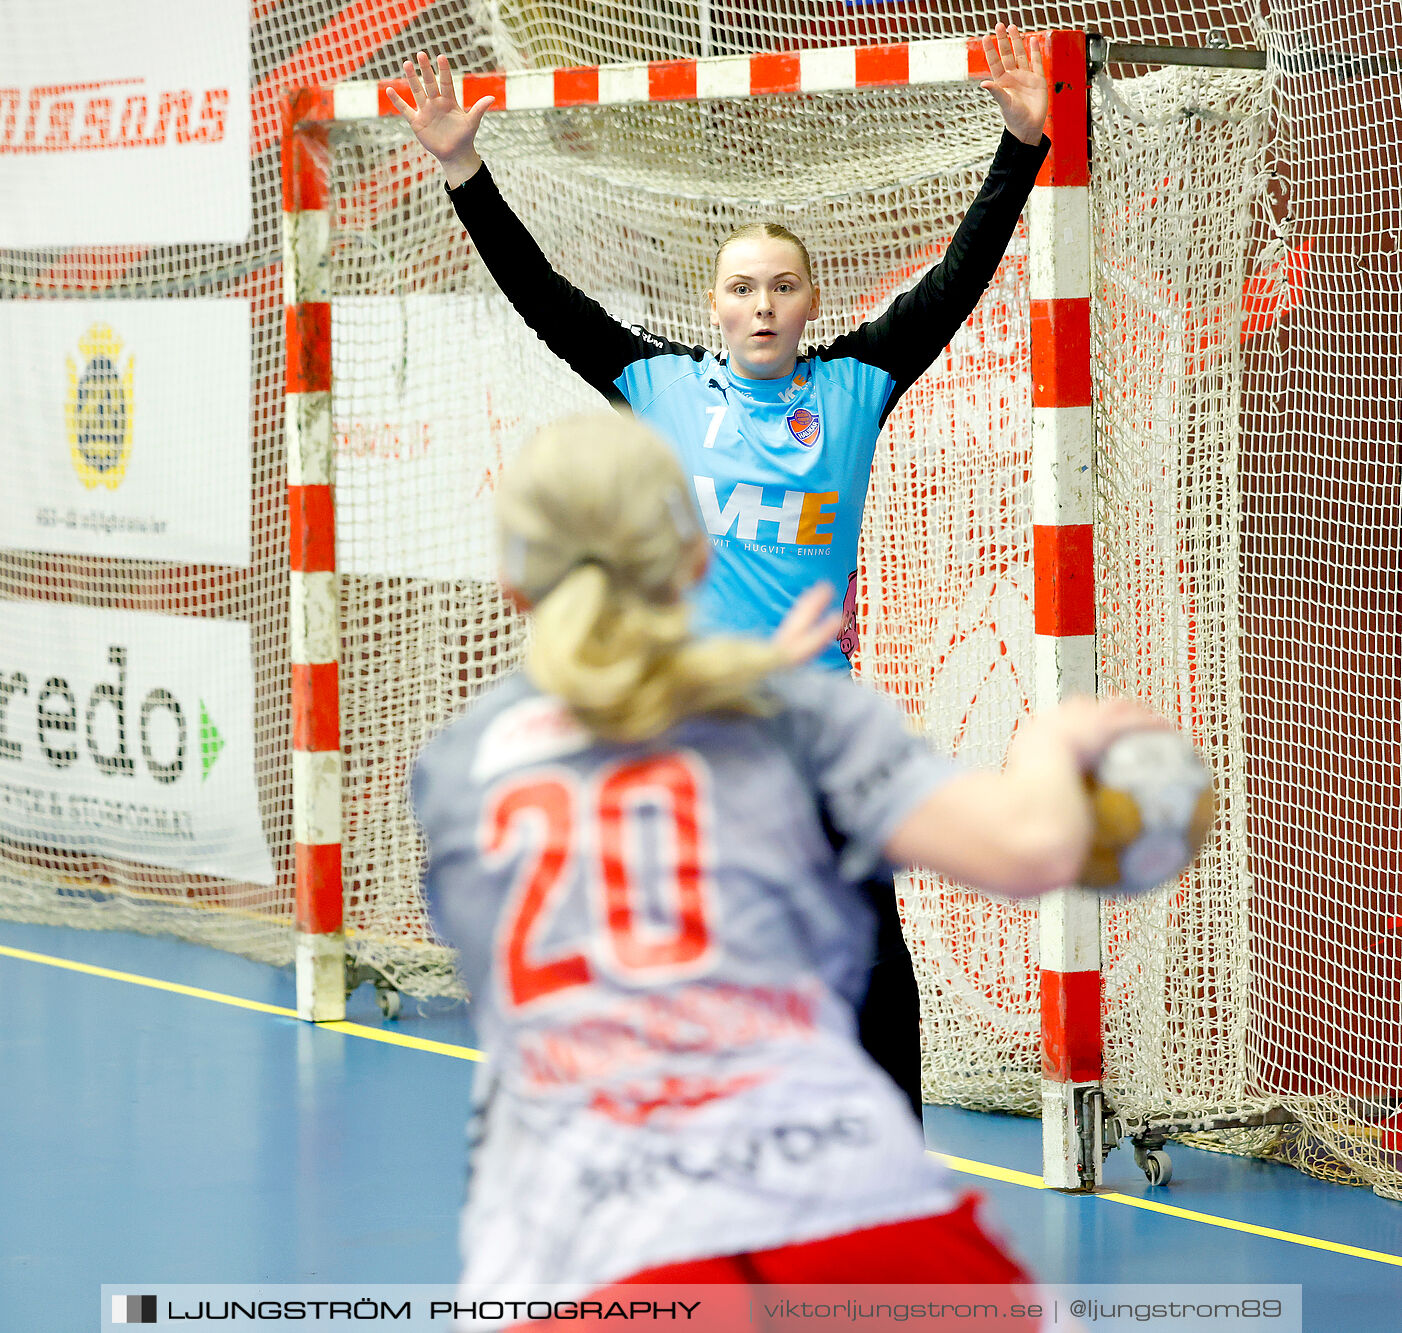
[0,601,274,886]
[0,298,252,566]
[0,0,250,246]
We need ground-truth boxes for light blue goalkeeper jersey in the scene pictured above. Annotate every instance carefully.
[447,131,1049,671]
[618,348,889,668]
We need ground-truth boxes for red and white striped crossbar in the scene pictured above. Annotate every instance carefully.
[320,38,998,119]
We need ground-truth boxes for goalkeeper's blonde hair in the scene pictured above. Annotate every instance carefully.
[497,414,783,742]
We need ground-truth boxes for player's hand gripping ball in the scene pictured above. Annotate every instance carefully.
[1081,730,1215,895]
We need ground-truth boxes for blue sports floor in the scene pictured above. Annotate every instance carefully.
[3,919,1400,1332]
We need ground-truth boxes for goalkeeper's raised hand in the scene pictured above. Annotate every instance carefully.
[980,23,1048,146]
[385,51,494,189]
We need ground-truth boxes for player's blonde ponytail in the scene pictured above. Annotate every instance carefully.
[496,414,785,742]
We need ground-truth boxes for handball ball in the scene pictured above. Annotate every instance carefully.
[1081,730,1215,895]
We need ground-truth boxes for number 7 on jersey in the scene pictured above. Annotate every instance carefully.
[702,404,727,449]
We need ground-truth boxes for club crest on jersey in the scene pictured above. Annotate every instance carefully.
[786,406,820,448]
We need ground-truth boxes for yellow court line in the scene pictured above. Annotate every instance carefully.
[1096,1190,1402,1268]
[0,943,297,1015]
[929,1149,1402,1268]
[317,1020,486,1060]
[0,943,485,1062]
[931,1149,1045,1190]
[5,940,1399,1265]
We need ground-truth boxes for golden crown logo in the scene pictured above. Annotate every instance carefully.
[66,323,134,490]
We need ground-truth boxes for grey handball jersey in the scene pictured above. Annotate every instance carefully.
[411,668,964,1286]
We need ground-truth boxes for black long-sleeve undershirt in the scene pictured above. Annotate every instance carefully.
[446,129,1050,418]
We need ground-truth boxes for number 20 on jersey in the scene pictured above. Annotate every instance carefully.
[482,753,717,1010]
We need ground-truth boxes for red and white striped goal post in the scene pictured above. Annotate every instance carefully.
[280,31,1100,1187]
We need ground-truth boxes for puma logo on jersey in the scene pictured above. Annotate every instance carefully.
[626,322,667,351]
[693,476,838,546]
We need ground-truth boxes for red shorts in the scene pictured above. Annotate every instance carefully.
[613,1193,1030,1286]
[518,1195,1042,1331]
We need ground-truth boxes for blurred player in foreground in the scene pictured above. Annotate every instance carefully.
[410,414,1168,1314]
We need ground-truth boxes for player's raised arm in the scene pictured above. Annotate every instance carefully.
[388,51,679,402]
[820,25,1049,403]
[385,52,494,189]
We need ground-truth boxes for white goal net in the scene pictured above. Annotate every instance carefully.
[2,2,1397,1198]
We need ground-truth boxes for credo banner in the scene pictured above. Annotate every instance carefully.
[0,298,252,566]
[0,601,274,886]
[0,0,250,246]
